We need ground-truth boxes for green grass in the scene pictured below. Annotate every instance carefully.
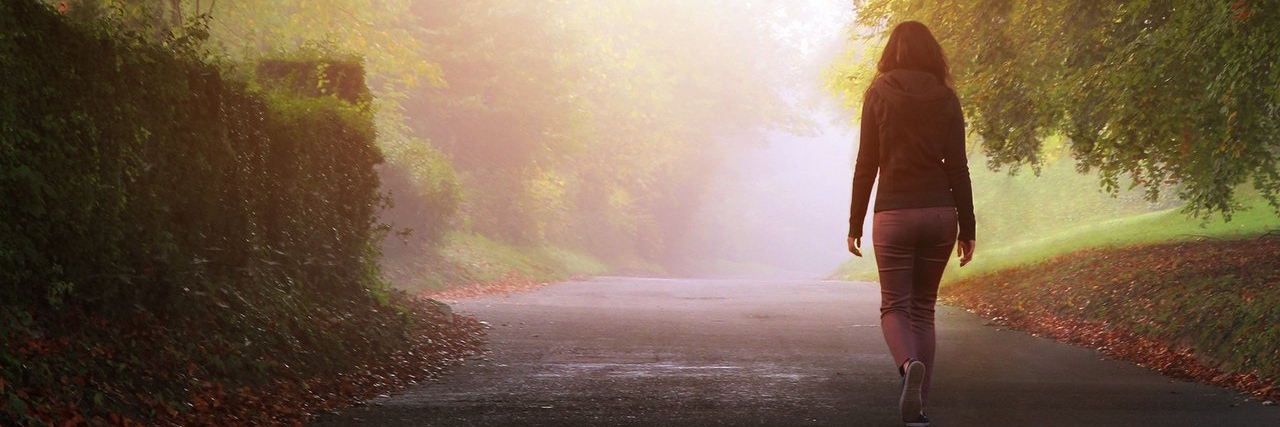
[829,151,1280,282]
[942,232,1280,397]
[947,195,1280,282]
[827,197,1278,283]
[829,246,881,282]
[383,232,609,294]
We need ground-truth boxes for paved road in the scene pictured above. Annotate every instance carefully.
[311,277,1277,426]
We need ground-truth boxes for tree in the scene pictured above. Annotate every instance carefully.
[401,0,808,265]
[190,0,464,245]
[831,0,1280,218]
[562,0,811,265]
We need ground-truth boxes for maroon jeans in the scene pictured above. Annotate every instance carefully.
[872,206,958,405]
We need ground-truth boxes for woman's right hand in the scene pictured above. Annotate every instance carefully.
[847,236,862,257]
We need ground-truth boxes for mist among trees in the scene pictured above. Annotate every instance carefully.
[103,0,855,276]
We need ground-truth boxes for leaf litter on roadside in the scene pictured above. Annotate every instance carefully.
[944,233,1280,403]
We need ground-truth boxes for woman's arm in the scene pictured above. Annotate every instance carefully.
[849,90,881,245]
[942,96,975,242]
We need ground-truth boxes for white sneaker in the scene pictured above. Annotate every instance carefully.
[900,360,925,424]
[905,413,930,427]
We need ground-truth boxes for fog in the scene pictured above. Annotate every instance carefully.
[357,0,870,278]
[682,114,856,278]
[674,1,858,278]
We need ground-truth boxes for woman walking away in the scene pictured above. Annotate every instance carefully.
[846,21,976,427]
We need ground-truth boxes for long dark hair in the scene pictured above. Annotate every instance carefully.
[873,21,954,89]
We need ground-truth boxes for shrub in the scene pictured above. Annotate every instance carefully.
[1,1,398,422]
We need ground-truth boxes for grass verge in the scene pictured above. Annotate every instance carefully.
[381,232,611,298]
[832,196,1280,282]
[829,181,1280,401]
[943,234,1280,401]
[946,196,1280,281]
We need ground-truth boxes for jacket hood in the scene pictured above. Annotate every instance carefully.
[870,69,955,124]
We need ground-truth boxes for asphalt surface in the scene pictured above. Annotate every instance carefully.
[311,277,1278,426]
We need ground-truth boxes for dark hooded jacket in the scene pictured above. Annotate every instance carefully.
[848,69,976,241]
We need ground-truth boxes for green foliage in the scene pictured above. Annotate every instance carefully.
[403,0,805,267]
[944,192,1280,282]
[831,0,1280,219]
[377,142,461,248]
[1,1,398,423]
[194,0,440,92]
[0,2,383,306]
[400,0,589,244]
[183,0,465,261]
[257,58,371,104]
[384,232,609,294]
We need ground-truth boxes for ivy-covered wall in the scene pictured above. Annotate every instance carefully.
[0,2,470,425]
[0,0,382,318]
